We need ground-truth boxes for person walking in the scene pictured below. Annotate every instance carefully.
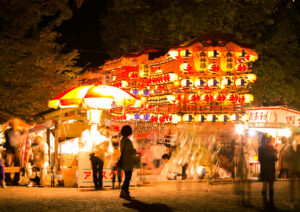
[119,125,136,200]
[258,133,278,209]
[26,133,49,187]
[4,118,27,185]
[289,132,300,208]
[111,141,122,189]
[277,136,292,179]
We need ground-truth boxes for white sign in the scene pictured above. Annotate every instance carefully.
[246,106,300,128]
[78,152,137,187]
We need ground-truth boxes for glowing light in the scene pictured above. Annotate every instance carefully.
[182,114,194,122]
[171,114,182,124]
[207,78,220,89]
[167,50,179,59]
[194,78,207,88]
[235,124,246,135]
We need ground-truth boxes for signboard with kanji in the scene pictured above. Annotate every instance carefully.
[246,107,300,129]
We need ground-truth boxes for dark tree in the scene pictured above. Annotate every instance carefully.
[0,0,82,119]
[101,0,300,106]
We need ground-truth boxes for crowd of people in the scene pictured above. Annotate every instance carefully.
[1,118,300,207]
[0,118,49,188]
[234,131,300,210]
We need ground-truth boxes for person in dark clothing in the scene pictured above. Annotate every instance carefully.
[4,118,27,185]
[289,133,300,208]
[258,133,277,209]
[119,125,136,200]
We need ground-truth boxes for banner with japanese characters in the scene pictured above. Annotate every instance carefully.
[78,152,137,187]
[246,106,300,129]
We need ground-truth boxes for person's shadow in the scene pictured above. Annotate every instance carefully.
[123,199,173,212]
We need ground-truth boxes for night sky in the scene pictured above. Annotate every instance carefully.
[58,0,109,68]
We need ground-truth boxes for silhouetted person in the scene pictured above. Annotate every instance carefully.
[119,125,136,200]
[258,133,277,209]
[289,132,300,208]
[4,118,27,185]
[277,136,292,179]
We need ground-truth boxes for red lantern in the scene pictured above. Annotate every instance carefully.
[189,94,201,102]
[227,93,239,103]
[128,71,139,79]
[208,63,220,73]
[180,63,193,74]
[215,93,226,102]
[202,94,214,102]
[235,63,248,72]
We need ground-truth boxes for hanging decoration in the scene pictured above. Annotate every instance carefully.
[99,35,258,124]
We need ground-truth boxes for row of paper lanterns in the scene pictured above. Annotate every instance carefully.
[125,75,256,95]
[179,62,249,74]
[167,49,256,61]
[146,93,253,104]
[112,113,249,124]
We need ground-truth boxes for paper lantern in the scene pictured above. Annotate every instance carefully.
[126,114,134,121]
[235,50,247,59]
[238,94,254,104]
[128,71,139,79]
[142,89,150,96]
[207,78,220,89]
[221,51,235,72]
[167,50,179,59]
[130,88,140,96]
[208,63,221,73]
[194,78,207,88]
[230,114,241,122]
[168,73,178,82]
[195,114,206,123]
[218,114,230,122]
[142,114,150,121]
[208,50,221,59]
[139,64,150,78]
[180,63,193,74]
[120,80,128,88]
[221,77,233,88]
[244,74,257,83]
[202,94,214,102]
[194,51,208,72]
[180,50,192,58]
[182,114,194,122]
[214,93,226,102]
[235,63,248,72]
[235,78,247,88]
[207,114,218,122]
[171,114,182,124]
[134,114,141,120]
[227,93,239,103]
[166,95,176,104]
[181,78,193,88]
[188,94,201,102]
[150,114,159,123]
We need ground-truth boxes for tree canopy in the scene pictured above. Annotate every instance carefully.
[0,0,82,119]
[101,0,300,106]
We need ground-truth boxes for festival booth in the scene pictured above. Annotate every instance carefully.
[98,34,259,181]
[47,85,141,187]
[240,106,299,178]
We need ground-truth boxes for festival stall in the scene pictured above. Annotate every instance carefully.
[47,85,141,187]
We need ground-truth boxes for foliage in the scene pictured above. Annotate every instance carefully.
[0,0,82,119]
[101,0,300,106]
